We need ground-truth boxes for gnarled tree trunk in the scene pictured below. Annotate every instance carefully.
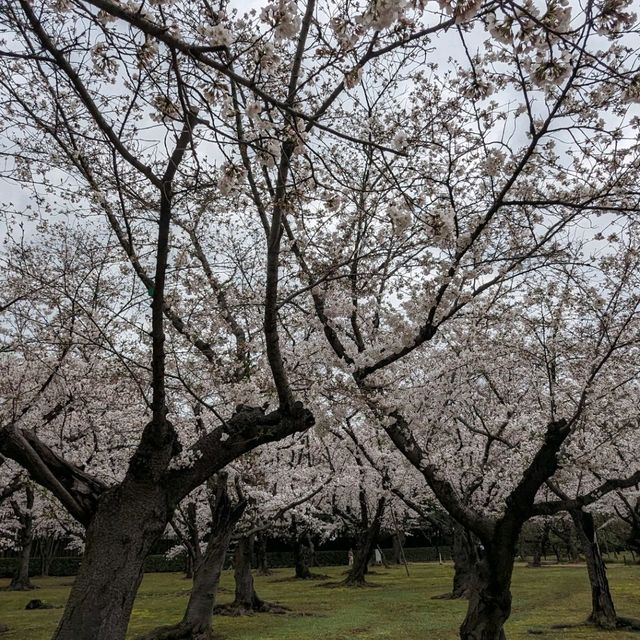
[232,535,263,611]
[459,544,514,640]
[138,476,245,640]
[450,523,479,599]
[343,497,385,587]
[291,518,312,579]
[215,534,286,615]
[570,508,617,629]
[53,480,172,640]
[9,485,36,591]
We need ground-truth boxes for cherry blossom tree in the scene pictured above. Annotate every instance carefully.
[1,1,639,640]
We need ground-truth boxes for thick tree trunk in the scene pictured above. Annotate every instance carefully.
[459,538,515,640]
[216,534,287,615]
[451,524,479,599]
[53,481,172,640]
[9,486,36,591]
[233,535,263,610]
[10,535,34,591]
[570,508,617,629]
[343,498,385,587]
[293,536,313,579]
[255,534,271,576]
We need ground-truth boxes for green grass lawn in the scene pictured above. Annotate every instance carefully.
[1,562,639,639]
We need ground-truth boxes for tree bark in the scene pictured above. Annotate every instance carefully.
[138,477,245,640]
[451,524,479,599]
[343,497,385,587]
[293,536,313,579]
[215,534,288,615]
[459,541,515,640]
[53,481,172,640]
[570,508,617,629]
[255,534,271,576]
[9,485,36,591]
[233,535,263,610]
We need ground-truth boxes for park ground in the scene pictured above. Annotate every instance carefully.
[0,563,639,639]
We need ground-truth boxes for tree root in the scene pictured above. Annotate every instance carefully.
[319,579,381,588]
[616,617,640,631]
[270,573,329,583]
[213,601,289,616]
[136,621,214,640]
[431,591,466,600]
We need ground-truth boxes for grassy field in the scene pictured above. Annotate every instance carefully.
[0,562,639,639]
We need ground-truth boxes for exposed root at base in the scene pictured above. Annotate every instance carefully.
[270,574,330,583]
[319,580,381,589]
[135,621,215,640]
[213,601,290,616]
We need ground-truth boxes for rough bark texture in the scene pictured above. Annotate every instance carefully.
[438,523,479,600]
[8,486,36,591]
[139,478,245,640]
[233,535,263,610]
[343,497,385,587]
[293,533,313,579]
[53,480,172,640]
[215,535,287,615]
[570,508,617,629]
[459,543,514,640]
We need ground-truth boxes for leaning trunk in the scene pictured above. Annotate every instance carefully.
[570,508,617,629]
[53,481,172,640]
[343,498,385,587]
[459,536,515,640]
[180,499,244,638]
[139,478,245,640]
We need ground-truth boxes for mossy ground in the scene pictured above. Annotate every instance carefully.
[0,562,639,639]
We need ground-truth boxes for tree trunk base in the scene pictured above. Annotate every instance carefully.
[269,573,329,583]
[431,591,468,600]
[213,601,289,616]
[136,621,213,640]
[5,581,38,591]
[589,612,617,630]
[335,577,380,588]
